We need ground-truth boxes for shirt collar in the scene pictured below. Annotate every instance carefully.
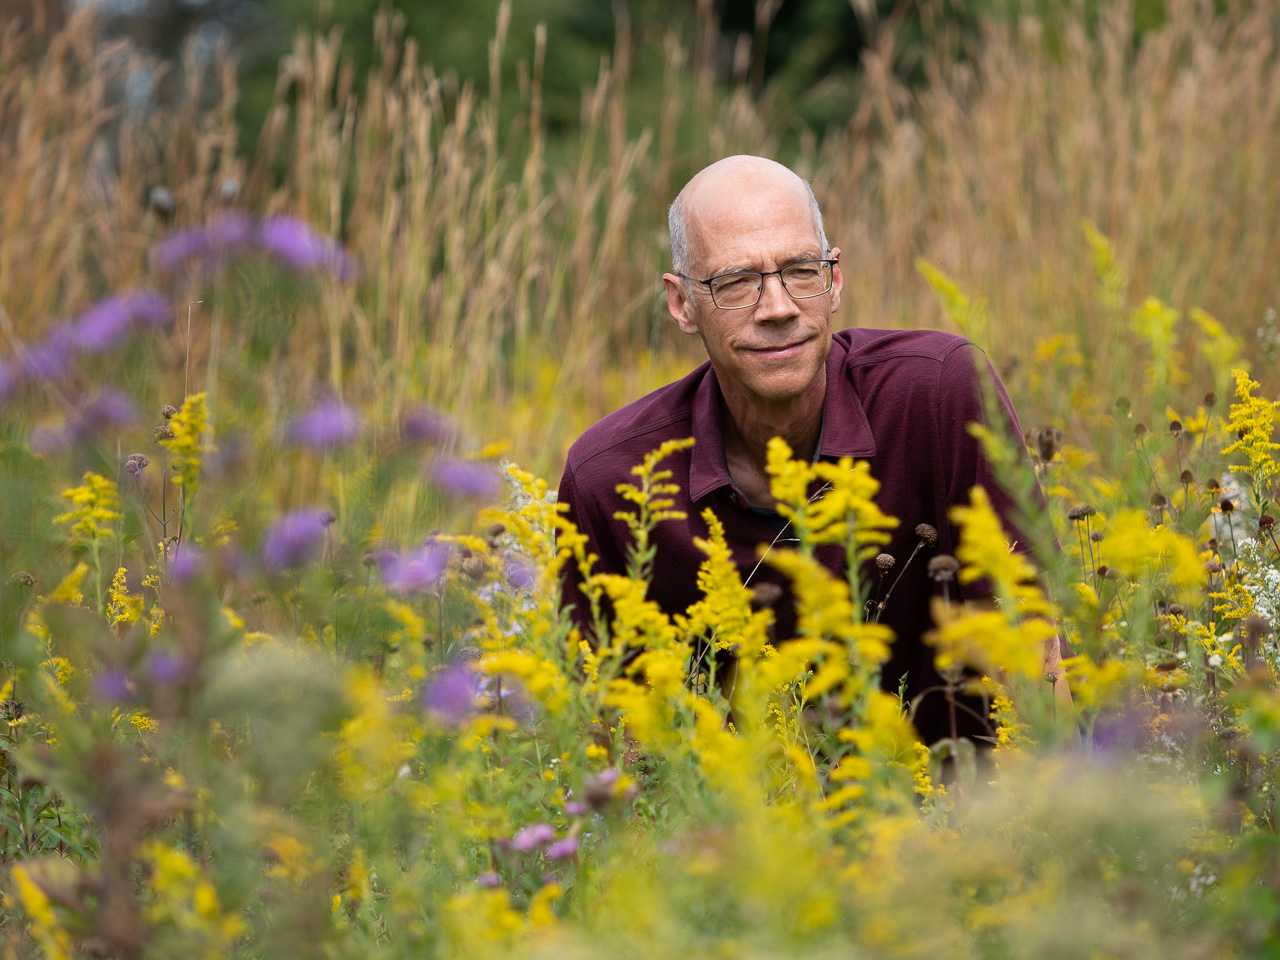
[687,333,877,503]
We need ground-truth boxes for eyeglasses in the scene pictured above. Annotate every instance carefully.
[679,258,837,310]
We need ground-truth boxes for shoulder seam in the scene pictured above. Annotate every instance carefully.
[570,410,695,470]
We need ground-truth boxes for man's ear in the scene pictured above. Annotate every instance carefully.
[663,273,700,335]
[828,247,844,314]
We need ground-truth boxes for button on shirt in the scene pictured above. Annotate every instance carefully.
[557,327,1047,744]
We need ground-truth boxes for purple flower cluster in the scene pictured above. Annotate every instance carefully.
[154,213,358,281]
[401,406,455,444]
[378,541,451,593]
[509,824,578,860]
[2,290,168,401]
[422,662,480,724]
[30,389,137,454]
[261,509,331,573]
[432,457,501,501]
[285,399,362,450]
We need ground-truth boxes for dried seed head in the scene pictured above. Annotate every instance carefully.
[1027,425,1064,462]
[153,424,175,442]
[461,556,485,581]
[5,571,35,588]
[927,555,960,582]
[1261,514,1276,531]
[161,404,178,419]
[1168,420,1183,437]
[1243,615,1271,642]
[149,186,175,220]
[1150,492,1168,508]
[1090,531,1104,542]
[1180,469,1194,484]
[1207,537,1220,552]
[124,453,150,475]
[1206,477,1221,492]
[455,646,482,663]
[1081,504,1097,517]
[318,510,337,526]
[1204,392,1217,407]
[914,523,938,544]
[875,553,896,571]
[1098,565,1120,580]
[0,699,26,722]
[1239,428,1247,440]
[1219,498,1235,514]
[1168,603,1184,617]
[487,522,506,538]
[1204,560,1222,574]
[1115,397,1131,414]
[1067,505,1086,522]
[1133,422,1148,437]
[750,582,784,610]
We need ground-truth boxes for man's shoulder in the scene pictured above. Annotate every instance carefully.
[564,363,707,475]
[834,326,973,370]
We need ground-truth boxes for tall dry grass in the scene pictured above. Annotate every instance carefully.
[1,0,1277,475]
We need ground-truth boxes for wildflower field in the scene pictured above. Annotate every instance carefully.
[3,1,1280,957]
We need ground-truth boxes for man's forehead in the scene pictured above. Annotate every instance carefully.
[681,162,821,267]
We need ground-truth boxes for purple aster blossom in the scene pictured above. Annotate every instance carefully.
[258,216,358,281]
[93,669,131,701]
[564,800,586,816]
[511,823,555,853]
[29,424,69,455]
[423,661,479,724]
[401,406,455,444]
[72,289,171,352]
[73,389,137,436]
[475,871,502,888]
[261,509,330,573]
[153,212,256,274]
[286,398,362,449]
[18,324,76,381]
[169,545,203,583]
[505,557,536,591]
[146,653,186,685]
[379,541,451,593]
[432,457,501,501]
[545,836,579,860]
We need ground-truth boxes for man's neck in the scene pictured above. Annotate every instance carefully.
[719,368,827,503]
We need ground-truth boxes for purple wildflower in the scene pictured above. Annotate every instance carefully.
[72,290,170,352]
[93,670,131,702]
[286,399,362,449]
[476,872,502,888]
[511,824,554,853]
[423,662,478,724]
[564,800,586,816]
[379,542,451,593]
[262,509,330,573]
[29,424,69,455]
[169,545,203,583]
[19,324,76,381]
[545,836,579,860]
[505,557,535,591]
[146,653,186,685]
[258,216,358,281]
[401,406,455,444]
[153,212,256,274]
[74,389,136,436]
[432,457,501,501]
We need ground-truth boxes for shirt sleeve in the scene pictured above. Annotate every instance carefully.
[936,342,1054,598]
[556,459,627,645]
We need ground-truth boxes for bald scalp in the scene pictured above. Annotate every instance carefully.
[668,155,828,278]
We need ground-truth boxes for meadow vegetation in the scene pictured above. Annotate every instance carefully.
[2,0,1280,956]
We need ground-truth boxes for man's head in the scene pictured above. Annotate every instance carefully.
[663,156,842,410]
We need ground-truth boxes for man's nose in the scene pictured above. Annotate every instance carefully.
[755,271,798,319]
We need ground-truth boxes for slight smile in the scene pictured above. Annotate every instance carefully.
[742,338,811,359]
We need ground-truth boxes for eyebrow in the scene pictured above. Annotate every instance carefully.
[709,251,825,277]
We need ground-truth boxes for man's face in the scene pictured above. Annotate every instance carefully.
[663,175,842,409]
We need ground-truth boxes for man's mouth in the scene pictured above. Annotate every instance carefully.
[743,338,810,358]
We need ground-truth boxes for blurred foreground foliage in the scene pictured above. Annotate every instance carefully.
[2,1,1280,957]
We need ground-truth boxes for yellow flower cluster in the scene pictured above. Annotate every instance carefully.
[52,471,120,543]
[159,392,214,495]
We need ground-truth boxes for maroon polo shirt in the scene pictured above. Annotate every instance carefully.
[557,327,1048,744]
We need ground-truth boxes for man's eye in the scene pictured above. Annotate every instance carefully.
[785,264,822,280]
[714,275,758,292]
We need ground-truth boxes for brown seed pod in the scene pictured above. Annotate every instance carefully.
[914,523,938,544]
[927,555,960,582]
[875,553,896,571]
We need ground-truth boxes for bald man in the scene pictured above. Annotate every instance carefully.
[557,156,1054,745]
